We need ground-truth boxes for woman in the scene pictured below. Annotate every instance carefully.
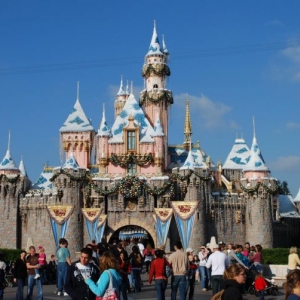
[221,263,246,300]
[249,244,263,274]
[186,253,197,300]
[284,269,300,299]
[129,245,143,292]
[198,246,209,291]
[288,247,300,274]
[118,252,129,300]
[143,243,154,274]
[148,249,170,300]
[85,252,122,298]
[13,250,27,300]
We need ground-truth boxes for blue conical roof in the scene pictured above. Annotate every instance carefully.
[117,76,126,96]
[19,157,28,177]
[147,22,163,56]
[63,152,79,169]
[97,106,111,137]
[0,149,19,171]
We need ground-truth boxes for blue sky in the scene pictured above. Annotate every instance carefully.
[0,1,300,196]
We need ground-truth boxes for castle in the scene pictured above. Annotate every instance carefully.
[0,23,299,257]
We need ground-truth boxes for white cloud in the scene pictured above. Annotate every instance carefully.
[269,155,300,172]
[286,122,300,130]
[174,93,240,130]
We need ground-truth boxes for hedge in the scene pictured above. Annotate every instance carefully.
[0,248,24,264]
[262,248,298,265]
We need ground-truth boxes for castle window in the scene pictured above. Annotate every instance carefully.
[128,163,136,175]
[127,131,136,150]
[153,84,158,89]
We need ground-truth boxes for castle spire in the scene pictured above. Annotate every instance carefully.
[162,34,169,56]
[98,103,111,137]
[19,154,28,177]
[0,131,19,171]
[76,81,80,101]
[117,75,125,96]
[183,97,192,150]
[147,20,163,56]
[125,80,130,96]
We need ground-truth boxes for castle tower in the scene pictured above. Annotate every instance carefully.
[243,119,273,247]
[59,82,95,169]
[114,76,127,118]
[140,21,173,140]
[183,99,192,151]
[96,105,111,173]
[152,110,165,173]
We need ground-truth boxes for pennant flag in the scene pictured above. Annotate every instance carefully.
[154,208,173,247]
[46,205,75,248]
[82,208,103,242]
[171,201,198,249]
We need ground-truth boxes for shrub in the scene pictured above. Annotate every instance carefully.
[0,248,24,264]
[262,248,298,265]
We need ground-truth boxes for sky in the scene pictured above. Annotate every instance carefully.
[0,1,300,196]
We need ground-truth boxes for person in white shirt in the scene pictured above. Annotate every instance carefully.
[198,246,209,291]
[206,237,229,295]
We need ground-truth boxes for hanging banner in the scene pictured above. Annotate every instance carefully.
[154,208,173,247]
[46,205,75,248]
[82,208,103,242]
[171,201,198,250]
[95,214,107,243]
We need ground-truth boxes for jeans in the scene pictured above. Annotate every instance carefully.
[26,275,43,300]
[132,269,141,292]
[171,275,186,300]
[186,276,195,300]
[57,262,69,292]
[0,289,3,300]
[211,275,223,295]
[16,278,26,300]
[199,266,208,289]
[254,263,263,275]
[120,279,128,300]
[155,279,167,300]
[258,290,265,300]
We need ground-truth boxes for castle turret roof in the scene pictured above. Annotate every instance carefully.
[294,188,300,202]
[97,105,111,137]
[109,93,154,143]
[19,156,28,177]
[152,111,164,137]
[117,76,126,96]
[223,137,250,170]
[162,34,169,55]
[32,166,53,190]
[180,149,195,170]
[0,133,19,171]
[146,21,163,56]
[63,152,79,169]
[60,84,94,132]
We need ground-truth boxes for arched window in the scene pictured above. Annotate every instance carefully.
[127,131,136,150]
[153,84,158,89]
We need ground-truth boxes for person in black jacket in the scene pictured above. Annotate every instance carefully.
[64,248,99,300]
[221,263,246,300]
[13,250,28,300]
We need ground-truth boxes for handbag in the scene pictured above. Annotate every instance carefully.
[95,270,119,300]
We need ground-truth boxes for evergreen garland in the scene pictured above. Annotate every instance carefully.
[0,174,20,183]
[110,153,154,168]
[140,90,173,105]
[240,182,278,195]
[142,64,171,77]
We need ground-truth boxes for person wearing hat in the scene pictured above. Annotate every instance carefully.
[219,241,227,255]
[168,241,189,300]
[206,237,229,296]
[198,246,210,291]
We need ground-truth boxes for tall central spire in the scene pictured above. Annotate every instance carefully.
[184,98,192,150]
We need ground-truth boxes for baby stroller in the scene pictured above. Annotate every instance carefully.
[4,271,13,288]
[248,275,279,296]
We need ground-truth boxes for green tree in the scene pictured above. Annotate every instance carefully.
[278,180,291,195]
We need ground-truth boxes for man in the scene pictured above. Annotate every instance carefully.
[218,241,227,254]
[64,248,99,300]
[26,246,43,300]
[125,238,136,256]
[206,237,229,295]
[56,238,71,296]
[168,241,189,300]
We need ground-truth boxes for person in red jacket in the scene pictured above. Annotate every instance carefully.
[254,273,267,300]
[148,249,171,300]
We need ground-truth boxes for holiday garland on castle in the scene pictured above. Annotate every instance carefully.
[0,174,20,183]
[140,90,173,105]
[240,181,279,195]
[142,64,171,77]
[110,153,154,168]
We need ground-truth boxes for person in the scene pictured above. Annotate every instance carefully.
[64,247,99,300]
[185,249,197,300]
[168,241,189,300]
[13,250,27,300]
[0,253,6,300]
[284,269,300,300]
[26,246,43,300]
[287,247,300,274]
[56,238,71,296]
[148,249,170,300]
[221,263,246,300]
[85,252,122,298]
[36,246,47,283]
[198,245,209,291]
[47,255,57,284]
[242,242,250,258]
[206,237,229,295]
[235,244,249,267]
[137,239,145,260]
[129,245,143,292]
[249,244,263,274]
[125,238,136,257]
[193,254,200,282]
[143,243,154,274]
[119,252,130,300]
[228,245,248,268]
[254,272,267,300]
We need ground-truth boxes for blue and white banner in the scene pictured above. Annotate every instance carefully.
[82,208,103,242]
[95,215,107,243]
[46,205,75,248]
[154,208,173,247]
[171,201,198,250]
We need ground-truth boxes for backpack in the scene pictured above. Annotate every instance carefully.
[211,289,224,300]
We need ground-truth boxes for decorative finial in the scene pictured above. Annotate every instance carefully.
[131,81,133,94]
[8,130,11,152]
[77,81,80,101]
[252,116,256,138]
[154,19,156,30]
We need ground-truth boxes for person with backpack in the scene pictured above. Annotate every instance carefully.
[129,245,143,292]
[143,244,154,274]
[64,247,99,300]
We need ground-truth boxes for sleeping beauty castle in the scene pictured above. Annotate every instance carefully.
[0,23,300,257]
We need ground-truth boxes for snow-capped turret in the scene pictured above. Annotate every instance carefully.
[19,155,28,177]
[98,104,111,137]
[162,34,169,56]
[180,149,195,171]
[115,76,127,118]
[0,132,19,174]
[117,76,126,96]
[63,152,80,170]
[294,188,300,202]
[146,20,163,56]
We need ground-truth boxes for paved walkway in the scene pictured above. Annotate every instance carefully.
[3,273,285,300]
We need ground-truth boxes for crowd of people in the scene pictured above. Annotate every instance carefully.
[1,237,300,300]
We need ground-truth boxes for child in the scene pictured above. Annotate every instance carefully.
[254,273,267,300]
[34,245,46,280]
[285,269,300,300]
